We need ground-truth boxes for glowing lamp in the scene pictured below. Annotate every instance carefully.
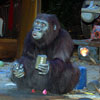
[80,47,89,57]
[78,46,98,64]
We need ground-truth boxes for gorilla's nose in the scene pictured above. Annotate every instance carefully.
[34,27,41,31]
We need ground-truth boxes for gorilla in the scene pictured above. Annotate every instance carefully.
[11,13,80,94]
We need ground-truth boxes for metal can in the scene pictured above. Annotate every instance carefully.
[35,55,47,69]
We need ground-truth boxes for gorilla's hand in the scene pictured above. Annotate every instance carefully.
[12,61,25,78]
[37,62,49,75]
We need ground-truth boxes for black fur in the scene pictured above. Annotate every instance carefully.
[11,14,80,94]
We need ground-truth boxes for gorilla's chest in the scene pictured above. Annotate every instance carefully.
[35,45,55,60]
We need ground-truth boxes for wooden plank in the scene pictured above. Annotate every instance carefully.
[73,39,100,47]
[0,38,17,59]
[65,94,100,100]
[1,94,100,100]
[16,0,38,58]
[37,0,41,14]
[81,8,100,14]
[0,95,74,100]
[0,94,100,100]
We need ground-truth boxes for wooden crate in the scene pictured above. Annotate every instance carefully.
[0,38,17,59]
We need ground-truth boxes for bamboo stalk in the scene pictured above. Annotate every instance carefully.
[88,55,97,64]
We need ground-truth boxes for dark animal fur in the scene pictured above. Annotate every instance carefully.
[11,14,80,94]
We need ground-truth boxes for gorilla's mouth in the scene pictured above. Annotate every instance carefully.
[32,32,37,36]
[33,33,37,36]
[32,31,43,40]
[32,31,42,37]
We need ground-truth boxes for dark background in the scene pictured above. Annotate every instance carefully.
[0,0,85,39]
[42,0,84,39]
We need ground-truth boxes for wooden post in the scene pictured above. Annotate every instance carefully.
[16,0,41,58]
[37,0,41,14]
[73,39,100,47]
[99,47,100,60]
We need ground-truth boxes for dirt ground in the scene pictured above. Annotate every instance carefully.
[71,52,100,84]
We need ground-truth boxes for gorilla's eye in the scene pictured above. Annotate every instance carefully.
[42,23,46,27]
[36,21,40,25]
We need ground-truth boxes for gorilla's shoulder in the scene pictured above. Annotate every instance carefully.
[59,29,71,38]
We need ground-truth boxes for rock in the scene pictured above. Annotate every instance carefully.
[87,80,100,91]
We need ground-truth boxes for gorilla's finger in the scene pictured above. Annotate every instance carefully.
[13,71,19,75]
[17,74,24,78]
[38,66,48,71]
[38,65,48,68]
[39,64,48,67]
[38,72,47,75]
[15,73,24,78]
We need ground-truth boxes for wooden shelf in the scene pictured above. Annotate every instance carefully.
[0,38,17,59]
[73,39,100,47]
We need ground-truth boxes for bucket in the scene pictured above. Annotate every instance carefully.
[75,66,87,89]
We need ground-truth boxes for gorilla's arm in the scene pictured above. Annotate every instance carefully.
[46,30,80,93]
[48,59,79,94]
[48,30,74,76]
[11,30,36,81]
[11,56,35,87]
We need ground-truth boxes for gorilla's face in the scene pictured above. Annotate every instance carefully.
[32,19,49,40]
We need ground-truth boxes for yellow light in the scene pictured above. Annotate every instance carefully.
[80,47,89,57]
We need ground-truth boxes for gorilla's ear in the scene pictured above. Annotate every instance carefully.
[54,25,56,30]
